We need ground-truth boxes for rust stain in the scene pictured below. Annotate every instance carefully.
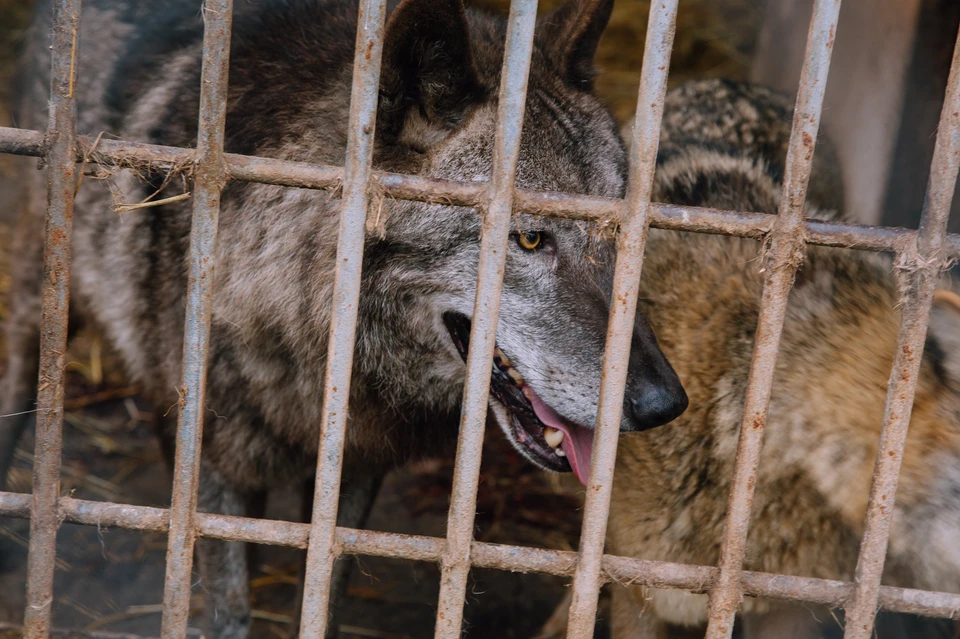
[48,227,67,247]
[801,133,815,160]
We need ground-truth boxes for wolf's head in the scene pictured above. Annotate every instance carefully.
[358,0,687,483]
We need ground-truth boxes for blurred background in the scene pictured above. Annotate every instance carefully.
[1,0,960,637]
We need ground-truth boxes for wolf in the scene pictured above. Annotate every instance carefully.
[538,79,960,639]
[1,0,689,636]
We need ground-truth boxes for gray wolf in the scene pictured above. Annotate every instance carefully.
[1,0,688,636]
[541,79,960,638]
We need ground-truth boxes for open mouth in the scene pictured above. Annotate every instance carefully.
[443,312,596,485]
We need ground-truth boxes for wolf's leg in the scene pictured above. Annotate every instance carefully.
[1,184,47,491]
[534,588,573,639]
[196,463,254,639]
[243,489,268,583]
[741,604,824,639]
[610,586,668,639]
[285,466,383,639]
[285,479,314,639]
[0,326,39,492]
[328,466,383,638]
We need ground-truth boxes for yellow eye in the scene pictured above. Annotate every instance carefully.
[517,231,542,251]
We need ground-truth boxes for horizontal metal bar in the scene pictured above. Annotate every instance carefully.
[841,21,960,639]
[2,492,958,619]
[0,621,204,639]
[1,126,955,254]
[23,1,82,637]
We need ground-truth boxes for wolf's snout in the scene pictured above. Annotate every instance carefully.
[628,379,688,430]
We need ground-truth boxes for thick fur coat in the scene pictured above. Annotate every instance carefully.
[540,79,960,639]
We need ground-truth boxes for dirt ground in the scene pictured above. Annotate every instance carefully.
[1,1,957,638]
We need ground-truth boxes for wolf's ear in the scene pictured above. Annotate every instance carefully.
[535,0,613,90]
[378,0,481,141]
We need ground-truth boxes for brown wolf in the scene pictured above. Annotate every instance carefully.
[541,79,960,639]
[2,0,688,636]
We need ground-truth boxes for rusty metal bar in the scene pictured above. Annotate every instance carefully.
[158,2,233,638]
[21,2,82,637]
[296,1,387,637]
[564,1,679,636]
[432,2,538,637]
[703,2,842,637]
[1,622,204,639]
[841,24,960,639]
[704,1,843,636]
[0,128,46,156]
[4,492,960,619]
[4,126,960,255]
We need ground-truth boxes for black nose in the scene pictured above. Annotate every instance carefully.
[629,381,688,430]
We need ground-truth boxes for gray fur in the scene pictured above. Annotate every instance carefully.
[3,0,687,636]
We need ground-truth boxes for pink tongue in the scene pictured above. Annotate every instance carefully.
[527,390,594,486]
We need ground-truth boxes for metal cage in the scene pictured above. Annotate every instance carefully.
[1,0,960,637]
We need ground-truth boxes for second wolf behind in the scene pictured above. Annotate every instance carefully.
[541,79,960,639]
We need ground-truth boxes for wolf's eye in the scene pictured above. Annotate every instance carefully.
[516,231,542,251]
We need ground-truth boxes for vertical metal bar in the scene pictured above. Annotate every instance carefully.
[22,1,82,637]
[431,2,538,637]
[563,1,678,636]
[296,1,387,637]
[703,2,842,637]
[158,1,233,637]
[842,25,960,639]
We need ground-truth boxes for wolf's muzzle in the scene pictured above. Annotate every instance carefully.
[629,378,689,430]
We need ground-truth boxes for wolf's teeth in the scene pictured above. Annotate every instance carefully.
[506,367,524,384]
[544,426,564,448]
[495,347,512,366]
[555,448,566,457]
